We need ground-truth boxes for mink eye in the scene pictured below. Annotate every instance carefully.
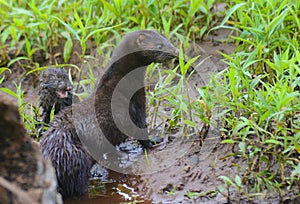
[157,44,163,50]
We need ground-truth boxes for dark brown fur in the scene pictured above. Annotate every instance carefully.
[39,68,73,125]
[0,91,61,204]
[40,30,179,198]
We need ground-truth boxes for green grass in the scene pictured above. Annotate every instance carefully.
[209,0,300,199]
[0,0,218,68]
[0,0,299,202]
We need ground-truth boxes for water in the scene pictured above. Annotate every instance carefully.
[65,170,151,204]
[65,141,152,204]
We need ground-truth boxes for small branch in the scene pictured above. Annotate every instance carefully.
[0,176,38,204]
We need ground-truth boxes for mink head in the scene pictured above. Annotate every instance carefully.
[110,30,179,65]
[40,68,72,99]
[136,30,179,63]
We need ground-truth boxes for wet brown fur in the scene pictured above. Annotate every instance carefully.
[39,68,73,125]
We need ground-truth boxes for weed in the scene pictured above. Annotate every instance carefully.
[210,0,300,198]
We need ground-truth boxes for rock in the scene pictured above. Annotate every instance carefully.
[0,91,62,204]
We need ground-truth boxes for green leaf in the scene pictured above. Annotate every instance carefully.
[128,16,138,24]
[210,3,246,31]
[188,0,203,17]
[84,23,124,42]
[232,117,249,136]
[12,8,34,17]
[27,64,80,75]
[25,38,32,57]
[61,31,71,40]
[101,0,118,15]
[63,38,73,62]
[185,191,200,199]
[263,139,284,146]
[229,67,237,102]
[1,76,5,83]
[7,57,30,67]
[179,45,185,74]
[50,104,55,121]
[220,139,236,144]
[267,9,287,38]
[0,68,11,75]
[0,88,17,98]
[243,47,261,69]
[183,55,199,75]
[219,175,234,186]
[238,142,246,154]
[180,102,188,113]
[200,25,207,37]
[0,0,11,7]
[164,70,178,85]
[169,24,183,38]
[235,175,242,187]
[27,1,41,16]
[52,16,80,41]
[291,163,300,177]
[161,15,172,38]
[74,9,85,37]
[183,120,196,127]
[10,26,17,42]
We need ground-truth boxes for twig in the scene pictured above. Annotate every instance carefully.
[0,176,38,204]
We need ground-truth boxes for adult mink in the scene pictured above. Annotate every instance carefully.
[40,30,179,198]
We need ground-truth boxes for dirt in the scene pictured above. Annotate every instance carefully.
[2,29,298,203]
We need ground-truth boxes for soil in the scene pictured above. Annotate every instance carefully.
[2,29,298,203]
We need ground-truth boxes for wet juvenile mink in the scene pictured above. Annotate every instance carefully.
[39,68,73,125]
[0,91,62,204]
[40,30,179,198]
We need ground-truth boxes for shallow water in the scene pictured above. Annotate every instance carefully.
[65,170,151,204]
[65,140,152,204]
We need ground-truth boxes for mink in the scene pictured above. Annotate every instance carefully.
[38,68,108,182]
[40,30,179,198]
[0,91,62,204]
[38,68,73,125]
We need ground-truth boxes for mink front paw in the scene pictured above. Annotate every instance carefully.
[138,139,153,149]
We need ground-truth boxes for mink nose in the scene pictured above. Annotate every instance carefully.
[173,47,179,56]
[66,86,72,91]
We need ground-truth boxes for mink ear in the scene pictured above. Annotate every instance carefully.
[42,71,47,79]
[137,34,147,45]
